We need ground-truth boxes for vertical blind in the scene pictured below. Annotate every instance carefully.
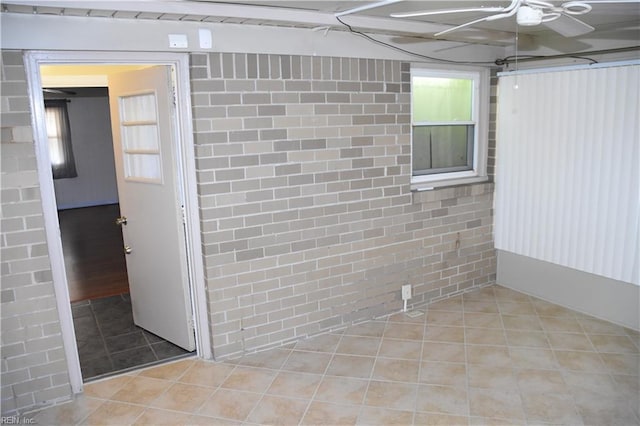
[495,64,639,285]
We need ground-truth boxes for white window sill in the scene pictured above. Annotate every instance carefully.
[411,175,489,191]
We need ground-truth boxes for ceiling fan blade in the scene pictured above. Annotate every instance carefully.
[543,13,595,37]
[391,7,506,18]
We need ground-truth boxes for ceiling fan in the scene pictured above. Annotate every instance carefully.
[390,0,603,37]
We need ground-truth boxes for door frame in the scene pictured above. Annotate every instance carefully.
[25,51,211,394]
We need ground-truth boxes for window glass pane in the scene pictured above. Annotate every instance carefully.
[122,124,160,151]
[120,93,157,122]
[124,153,162,182]
[412,125,473,175]
[412,77,472,122]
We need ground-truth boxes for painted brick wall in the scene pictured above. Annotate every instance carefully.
[1,51,71,415]
[190,53,496,358]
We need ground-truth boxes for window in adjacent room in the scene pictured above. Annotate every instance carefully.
[45,99,77,179]
[411,66,489,188]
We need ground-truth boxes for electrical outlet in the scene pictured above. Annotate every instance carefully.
[401,284,412,301]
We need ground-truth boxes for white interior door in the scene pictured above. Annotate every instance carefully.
[108,65,195,351]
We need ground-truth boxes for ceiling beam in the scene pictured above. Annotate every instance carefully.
[2,0,522,46]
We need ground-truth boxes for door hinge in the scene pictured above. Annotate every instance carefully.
[188,317,195,333]
[181,205,186,224]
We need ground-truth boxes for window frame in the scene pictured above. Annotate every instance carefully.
[410,65,490,189]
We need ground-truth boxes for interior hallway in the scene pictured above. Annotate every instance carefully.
[29,285,639,425]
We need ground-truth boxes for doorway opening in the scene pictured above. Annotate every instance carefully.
[26,52,210,394]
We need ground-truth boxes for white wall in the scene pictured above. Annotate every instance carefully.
[54,95,118,209]
[495,63,640,328]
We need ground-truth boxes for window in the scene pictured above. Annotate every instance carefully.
[45,99,77,179]
[411,66,489,188]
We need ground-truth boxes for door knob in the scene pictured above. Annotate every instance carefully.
[115,216,127,226]
[124,245,132,254]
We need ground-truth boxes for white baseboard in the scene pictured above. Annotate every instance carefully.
[497,250,639,331]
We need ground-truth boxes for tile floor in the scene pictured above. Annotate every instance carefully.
[31,285,639,425]
[73,294,193,380]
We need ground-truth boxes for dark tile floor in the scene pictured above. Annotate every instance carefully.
[72,293,193,381]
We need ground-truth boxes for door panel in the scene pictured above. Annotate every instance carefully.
[108,65,195,351]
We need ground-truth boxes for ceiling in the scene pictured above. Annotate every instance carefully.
[2,0,639,52]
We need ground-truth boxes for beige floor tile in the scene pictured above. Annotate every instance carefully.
[364,380,417,411]
[325,354,376,378]
[265,371,322,399]
[343,321,386,337]
[384,322,425,341]
[314,376,368,405]
[420,361,467,387]
[469,416,526,425]
[516,369,568,393]
[426,310,464,327]
[245,395,308,426]
[532,299,576,318]
[578,317,629,335]
[466,345,511,366]
[356,406,414,425]
[138,358,195,381]
[599,353,640,375]
[281,350,333,375]
[38,284,637,426]
[83,375,133,399]
[387,311,427,323]
[197,388,261,421]
[493,286,530,303]
[496,301,536,316]
[463,312,503,329]
[301,401,360,426]
[539,315,584,333]
[80,401,145,426]
[110,376,172,406]
[414,411,470,426]
[588,334,639,354]
[521,392,583,424]
[293,333,341,353]
[554,350,607,372]
[504,329,550,348]
[501,314,543,331]
[424,325,465,344]
[133,407,193,425]
[509,347,558,369]
[378,338,422,360]
[232,347,292,369]
[422,341,466,363]
[428,296,463,312]
[468,388,525,420]
[32,395,103,426]
[178,360,235,387]
[416,384,468,416]
[220,365,277,392]
[573,391,639,426]
[465,328,506,346]
[468,364,518,390]
[562,371,618,398]
[336,335,381,356]
[462,286,496,302]
[186,414,242,425]
[547,332,594,351]
[372,357,420,383]
[463,300,500,314]
[149,382,212,413]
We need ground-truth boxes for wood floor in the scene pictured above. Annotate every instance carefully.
[58,204,130,302]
